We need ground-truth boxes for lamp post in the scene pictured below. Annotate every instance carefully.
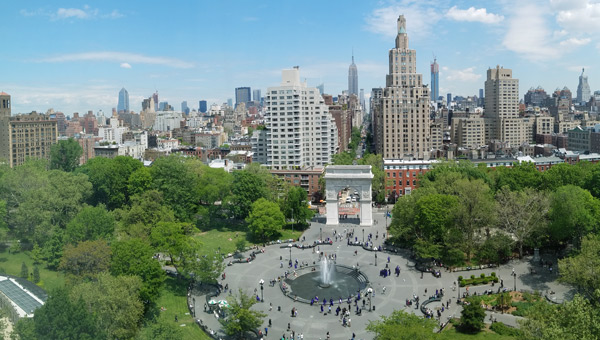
[513,272,517,292]
[289,244,292,263]
[320,227,322,241]
[385,197,388,230]
[362,229,365,244]
[457,283,460,300]
[291,207,294,234]
[259,280,264,302]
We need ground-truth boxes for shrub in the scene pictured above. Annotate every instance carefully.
[480,273,486,278]
[458,275,463,281]
[482,279,488,284]
[491,272,496,277]
[470,275,476,280]
[460,280,466,287]
[493,277,499,283]
[490,322,521,336]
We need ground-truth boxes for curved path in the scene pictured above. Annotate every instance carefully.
[191,209,573,340]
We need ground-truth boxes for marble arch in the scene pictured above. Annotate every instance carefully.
[324,165,373,226]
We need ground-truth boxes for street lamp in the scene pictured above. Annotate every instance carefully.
[513,272,517,292]
[289,244,292,263]
[259,279,264,302]
[385,197,388,230]
[457,283,460,300]
[362,229,365,244]
[320,227,322,241]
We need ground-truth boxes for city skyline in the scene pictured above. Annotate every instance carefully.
[2,0,600,114]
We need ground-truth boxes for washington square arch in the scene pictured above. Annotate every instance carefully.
[324,165,373,226]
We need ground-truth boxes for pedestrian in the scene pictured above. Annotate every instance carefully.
[270,302,273,311]
[348,318,351,327]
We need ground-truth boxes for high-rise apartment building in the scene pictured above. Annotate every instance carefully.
[576,68,591,104]
[253,89,261,103]
[484,66,519,142]
[256,67,338,169]
[118,88,130,113]
[316,84,324,95]
[181,101,189,115]
[447,93,452,107]
[376,15,430,159]
[430,58,439,102]
[235,87,251,107]
[199,100,207,113]
[0,93,58,167]
[348,55,358,96]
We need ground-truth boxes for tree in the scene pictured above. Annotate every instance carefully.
[11,318,36,340]
[231,171,268,219]
[150,221,200,278]
[519,293,600,340]
[32,266,40,283]
[194,253,225,284]
[127,166,152,197]
[49,138,83,172]
[541,163,585,191]
[64,204,116,244]
[366,310,439,340]
[222,289,266,339]
[71,272,144,340]
[558,234,600,299]
[359,153,386,202]
[459,301,486,333]
[110,238,165,306]
[115,190,175,239]
[332,151,355,165]
[495,187,549,257]
[246,198,285,242]
[137,318,183,340]
[282,186,314,229]
[59,239,112,283]
[149,155,200,221]
[496,292,512,314]
[32,287,104,340]
[549,185,600,246]
[20,262,29,279]
[490,161,542,191]
[476,233,513,265]
[235,238,247,253]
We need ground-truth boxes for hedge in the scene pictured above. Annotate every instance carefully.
[458,273,499,286]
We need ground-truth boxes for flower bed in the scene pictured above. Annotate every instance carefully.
[458,272,499,286]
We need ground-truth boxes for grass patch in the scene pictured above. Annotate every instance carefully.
[440,326,516,340]
[144,276,211,340]
[510,301,543,317]
[0,249,64,292]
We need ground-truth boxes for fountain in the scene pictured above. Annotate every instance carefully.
[319,257,336,288]
[284,257,368,303]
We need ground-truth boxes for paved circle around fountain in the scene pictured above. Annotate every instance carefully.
[284,265,368,302]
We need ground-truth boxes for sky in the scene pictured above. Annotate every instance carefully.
[2,0,600,115]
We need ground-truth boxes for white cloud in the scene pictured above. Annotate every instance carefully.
[446,6,504,24]
[364,0,441,39]
[502,5,557,61]
[442,66,481,82]
[39,52,194,69]
[553,0,600,32]
[20,6,123,21]
[559,37,591,47]
[120,62,132,69]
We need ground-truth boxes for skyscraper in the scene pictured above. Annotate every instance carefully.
[152,91,159,112]
[253,89,261,102]
[235,87,251,107]
[316,83,324,95]
[117,88,129,113]
[576,68,591,104]
[479,88,484,107]
[430,58,439,102]
[484,66,519,143]
[348,54,358,96]
[181,101,189,115]
[199,100,207,113]
[377,15,430,160]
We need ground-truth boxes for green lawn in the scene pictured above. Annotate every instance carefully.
[439,328,516,340]
[147,277,212,340]
[0,248,65,292]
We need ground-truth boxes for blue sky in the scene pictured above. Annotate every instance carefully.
[2,0,599,115]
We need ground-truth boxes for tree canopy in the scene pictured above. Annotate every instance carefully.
[246,198,285,242]
[49,138,83,172]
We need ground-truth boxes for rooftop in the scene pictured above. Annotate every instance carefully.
[0,276,46,318]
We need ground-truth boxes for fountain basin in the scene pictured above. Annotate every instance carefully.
[282,265,368,303]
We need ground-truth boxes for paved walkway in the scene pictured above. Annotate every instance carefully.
[191,207,574,340]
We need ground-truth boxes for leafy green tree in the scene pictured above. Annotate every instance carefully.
[64,204,115,244]
[194,253,225,284]
[415,194,458,243]
[495,187,549,257]
[150,221,200,278]
[366,310,439,340]
[150,155,200,221]
[332,151,355,165]
[541,163,585,191]
[137,318,183,340]
[111,238,165,306]
[11,318,36,340]
[20,262,29,279]
[558,234,600,299]
[49,138,83,172]
[460,301,486,333]
[519,293,600,340]
[477,233,513,265]
[359,153,386,202]
[496,292,512,313]
[282,186,314,229]
[77,156,142,210]
[549,185,600,246]
[59,239,112,283]
[235,238,247,253]
[490,161,542,192]
[114,190,175,239]
[71,272,144,340]
[222,289,267,339]
[231,171,268,219]
[32,266,40,283]
[32,287,105,340]
[197,166,232,206]
[246,198,285,242]
[127,166,152,197]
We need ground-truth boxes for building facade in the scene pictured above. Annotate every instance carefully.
[377,15,430,160]
[235,87,251,107]
[348,55,358,96]
[576,68,591,104]
[117,88,129,113]
[430,58,439,102]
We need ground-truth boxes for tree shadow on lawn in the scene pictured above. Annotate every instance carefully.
[197,217,247,233]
